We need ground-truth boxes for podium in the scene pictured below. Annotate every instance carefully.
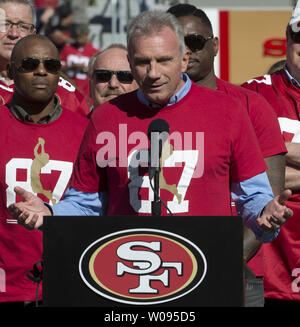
[42,216,243,307]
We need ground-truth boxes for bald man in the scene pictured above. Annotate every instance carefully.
[0,34,88,306]
[88,44,138,110]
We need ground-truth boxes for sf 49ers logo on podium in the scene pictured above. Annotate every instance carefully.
[79,229,207,305]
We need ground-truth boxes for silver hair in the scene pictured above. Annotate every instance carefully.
[0,0,36,25]
[126,10,186,57]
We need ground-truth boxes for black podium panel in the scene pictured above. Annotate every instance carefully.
[43,216,243,307]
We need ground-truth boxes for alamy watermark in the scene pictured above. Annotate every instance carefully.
[292,268,300,293]
[0,268,5,293]
[0,9,6,33]
[95,124,205,179]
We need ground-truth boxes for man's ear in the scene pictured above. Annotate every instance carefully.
[7,63,13,80]
[127,53,136,80]
[127,53,133,71]
[181,48,190,73]
[213,37,220,57]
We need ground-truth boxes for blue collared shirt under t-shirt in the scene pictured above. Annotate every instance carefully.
[51,73,277,242]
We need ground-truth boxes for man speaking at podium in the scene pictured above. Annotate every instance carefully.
[9,11,292,245]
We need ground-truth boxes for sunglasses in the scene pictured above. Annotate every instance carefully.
[184,34,213,52]
[14,57,61,74]
[93,69,134,83]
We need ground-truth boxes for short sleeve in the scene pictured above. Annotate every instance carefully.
[230,100,267,182]
[70,120,102,193]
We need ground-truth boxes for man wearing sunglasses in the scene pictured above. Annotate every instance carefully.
[88,44,138,110]
[0,34,88,306]
[241,1,300,306]
[0,0,90,117]
[9,11,293,308]
[167,4,288,307]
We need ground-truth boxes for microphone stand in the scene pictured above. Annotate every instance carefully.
[151,163,162,216]
[148,125,168,216]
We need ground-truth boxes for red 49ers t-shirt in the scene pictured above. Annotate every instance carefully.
[71,82,266,216]
[60,42,99,95]
[217,77,287,277]
[242,69,300,301]
[0,106,88,302]
[217,78,286,157]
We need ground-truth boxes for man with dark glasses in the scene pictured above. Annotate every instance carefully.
[242,1,300,307]
[0,0,90,117]
[0,34,88,306]
[9,11,293,309]
[167,4,218,90]
[88,44,138,110]
[167,4,288,307]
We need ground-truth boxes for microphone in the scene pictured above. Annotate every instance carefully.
[147,119,170,180]
[147,119,170,216]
